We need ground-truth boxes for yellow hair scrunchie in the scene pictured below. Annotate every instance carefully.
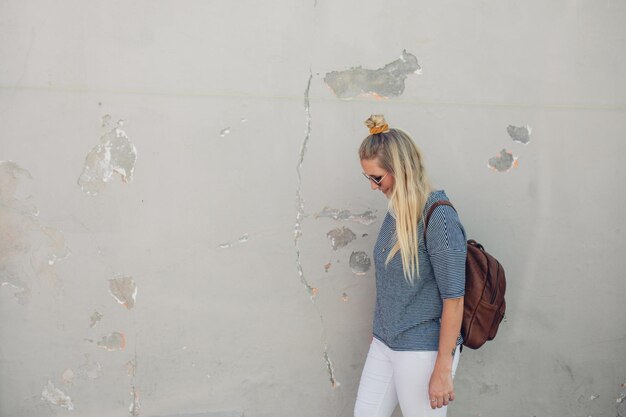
[369,124,389,135]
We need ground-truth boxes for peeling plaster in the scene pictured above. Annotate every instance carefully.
[0,161,70,304]
[77,354,103,379]
[129,385,141,416]
[507,124,532,145]
[619,383,626,417]
[61,368,75,385]
[327,227,357,250]
[324,50,421,99]
[109,276,138,309]
[218,233,249,249]
[41,380,74,411]
[349,251,371,275]
[78,118,137,195]
[219,127,231,137]
[97,332,126,351]
[125,359,138,377]
[488,149,519,172]
[32,226,68,268]
[315,207,377,225]
[89,311,103,328]
[323,350,340,388]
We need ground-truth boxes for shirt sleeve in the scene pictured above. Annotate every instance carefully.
[425,205,467,299]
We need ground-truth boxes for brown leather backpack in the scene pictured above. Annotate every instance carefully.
[425,201,506,349]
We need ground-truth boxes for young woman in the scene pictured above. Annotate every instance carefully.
[354,115,466,417]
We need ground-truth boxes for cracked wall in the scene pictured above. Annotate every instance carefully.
[1,1,625,417]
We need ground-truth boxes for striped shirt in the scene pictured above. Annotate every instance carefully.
[372,190,466,351]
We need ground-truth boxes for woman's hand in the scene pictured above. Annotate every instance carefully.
[430,297,463,409]
[428,365,454,409]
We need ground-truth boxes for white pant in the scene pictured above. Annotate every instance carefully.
[354,338,461,417]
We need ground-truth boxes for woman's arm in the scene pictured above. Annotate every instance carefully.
[429,296,464,409]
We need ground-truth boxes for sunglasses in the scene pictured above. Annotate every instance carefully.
[362,172,388,185]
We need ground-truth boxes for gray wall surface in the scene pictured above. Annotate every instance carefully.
[1,1,625,416]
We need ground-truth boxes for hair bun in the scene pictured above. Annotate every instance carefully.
[365,114,390,135]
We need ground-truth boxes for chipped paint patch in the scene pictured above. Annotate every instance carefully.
[349,251,371,275]
[32,226,69,268]
[61,368,74,385]
[129,385,141,416]
[101,114,112,127]
[97,332,126,351]
[77,354,103,379]
[323,349,340,388]
[219,127,231,137]
[109,276,137,309]
[315,207,377,225]
[0,161,70,304]
[341,292,348,302]
[327,227,356,250]
[89,311,103,328]
[507,124,532,145]
[488,149,519,172]
[41,380,74,411]
[125,359,138,377]
[218,233,249,249]
[78,119,137,195]
[82,362,103,379]
[324,50,421,99]
[324,262,332,272]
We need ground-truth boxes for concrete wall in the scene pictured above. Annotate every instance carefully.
[1,1,625,416]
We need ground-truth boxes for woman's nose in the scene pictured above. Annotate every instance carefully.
[370,181,379,190]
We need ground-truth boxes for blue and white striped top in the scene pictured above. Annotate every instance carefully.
[372,190,466,351]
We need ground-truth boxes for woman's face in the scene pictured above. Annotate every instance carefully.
[360,158,395,199]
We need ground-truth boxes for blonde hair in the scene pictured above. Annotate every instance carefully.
[359,114,432,282]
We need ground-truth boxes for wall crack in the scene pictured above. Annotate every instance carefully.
[294,70,339,388]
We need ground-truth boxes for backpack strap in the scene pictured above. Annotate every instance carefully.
[423,200,456,245]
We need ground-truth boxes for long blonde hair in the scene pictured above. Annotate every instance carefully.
[359,115,432,282]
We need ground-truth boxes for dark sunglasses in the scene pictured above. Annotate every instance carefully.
[362,172,388,185]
